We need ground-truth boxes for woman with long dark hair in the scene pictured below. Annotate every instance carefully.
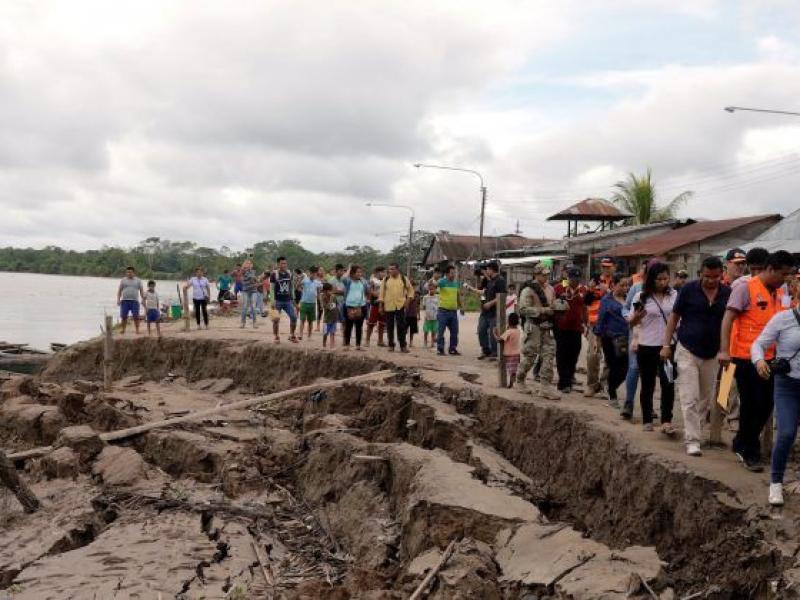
[342,264,368,351]
[595,274,631,410]
[628,262,678,434]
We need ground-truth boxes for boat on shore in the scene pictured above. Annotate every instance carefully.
[0,342,52,374]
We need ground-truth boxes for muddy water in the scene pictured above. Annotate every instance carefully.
[0,272,181,351]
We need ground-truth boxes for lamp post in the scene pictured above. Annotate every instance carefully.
[365,203,415,278]
[414,163,487,259]
[724,106,800,117]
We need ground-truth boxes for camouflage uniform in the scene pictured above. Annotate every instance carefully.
[516,272,560,398]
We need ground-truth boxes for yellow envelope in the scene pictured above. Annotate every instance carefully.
[717,363,737,411]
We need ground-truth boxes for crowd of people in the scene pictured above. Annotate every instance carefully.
[115,246,800,506]
[488,247,798,508]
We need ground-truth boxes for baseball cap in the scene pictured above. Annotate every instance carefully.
[567,267,582,278]
[600,257,615,267]
[533,264,551,275]
[725,248,746,264]
[676,269,689,278]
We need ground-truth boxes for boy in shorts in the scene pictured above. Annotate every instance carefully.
[298,267,321,340]
[144,280,161,337]
[422,281,439,349]
[365,266,386,347]
[321,283,338,349]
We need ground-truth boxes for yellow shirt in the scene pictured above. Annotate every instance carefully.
[380,275,415,311]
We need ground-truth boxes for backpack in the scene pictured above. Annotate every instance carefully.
[518,280,551,327]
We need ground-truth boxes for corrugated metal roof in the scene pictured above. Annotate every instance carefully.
[605,215,782,257]
[547,198,632,221]
[423,233,552,264]
[742,209,800,253]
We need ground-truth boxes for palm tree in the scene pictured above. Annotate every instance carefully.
[611,169,692,225]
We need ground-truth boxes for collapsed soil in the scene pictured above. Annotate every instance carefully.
[1,330,799,598]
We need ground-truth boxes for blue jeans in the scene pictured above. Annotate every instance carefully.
[275,300,297,324]
[437,309,459,353]
[255,291,264,314]
[478,312,497,357]
[241,291,257,324]
[624,344,639,415]
[772,375,800,483]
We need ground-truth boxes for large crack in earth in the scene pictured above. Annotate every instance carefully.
[1,337,796,598]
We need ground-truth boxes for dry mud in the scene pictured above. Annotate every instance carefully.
[0,336,797,598]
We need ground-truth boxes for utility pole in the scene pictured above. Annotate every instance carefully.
[479,185,487,259]
[366,203,416,278]
[414,163,487,258]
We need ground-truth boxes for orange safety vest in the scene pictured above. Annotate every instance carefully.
[730,277,785,360]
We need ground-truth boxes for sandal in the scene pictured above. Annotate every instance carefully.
[661,423,677,437]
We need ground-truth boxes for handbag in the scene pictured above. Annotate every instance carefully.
[769,309,800,375]
[346,306,363,320]
[612,335,629,358]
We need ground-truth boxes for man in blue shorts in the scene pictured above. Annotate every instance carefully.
[270,256,299,343]
[116,266,145,334]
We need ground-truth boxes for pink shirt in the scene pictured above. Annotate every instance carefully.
[501,327,521,356]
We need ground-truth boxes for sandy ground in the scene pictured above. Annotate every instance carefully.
[148,309,784,509]
[1,307,799,598]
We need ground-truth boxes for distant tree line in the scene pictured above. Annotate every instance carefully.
[0,232,435,279]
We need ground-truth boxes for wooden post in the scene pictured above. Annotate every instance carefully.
[496,293,507,388]
[182,288,191,332]
[103,315,113,392]
[709,398,723,445]
[0,449,40,513]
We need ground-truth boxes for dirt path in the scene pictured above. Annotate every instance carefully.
[0,311,798,598]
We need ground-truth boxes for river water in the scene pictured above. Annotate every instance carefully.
[0,272,183,351]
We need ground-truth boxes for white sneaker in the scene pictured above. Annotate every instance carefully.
[769,483,784,506]
[686,443,702,457]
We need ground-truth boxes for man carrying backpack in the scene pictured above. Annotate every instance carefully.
[379,262,415,353]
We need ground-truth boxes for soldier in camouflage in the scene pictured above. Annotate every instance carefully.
[516,265,567,400]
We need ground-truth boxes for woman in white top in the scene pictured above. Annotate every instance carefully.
[184,267,211,329]
[628,262,678,434]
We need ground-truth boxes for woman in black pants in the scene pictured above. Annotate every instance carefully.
[184,267,211,329]
[342,265,368,351]
[628,263,678,434]
[595,274,631,409]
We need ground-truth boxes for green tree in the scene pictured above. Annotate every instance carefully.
[611,169,692,225]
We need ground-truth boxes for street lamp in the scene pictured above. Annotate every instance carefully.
[413,163,488,259]
[365,202,415,278]
[724,106,800,117]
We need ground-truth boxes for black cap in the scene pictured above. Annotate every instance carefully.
[567,267,582,278]
[725,248,746,263]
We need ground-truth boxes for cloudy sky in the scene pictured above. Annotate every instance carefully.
[2,0,799,253]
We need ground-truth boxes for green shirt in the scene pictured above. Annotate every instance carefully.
[217,275,232,291]
[438,277,460,310]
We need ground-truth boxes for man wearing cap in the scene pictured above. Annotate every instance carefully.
[723,248,747,286]
[477,261,506,360]
[674,269,689,292]
[554,267,587,394]
[599,257,616,289]
[517,264,560,400]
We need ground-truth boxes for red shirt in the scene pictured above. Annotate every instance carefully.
[554,283,586,332]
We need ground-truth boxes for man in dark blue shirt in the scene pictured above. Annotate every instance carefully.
[270,256,299,343]
[661,256,731,457]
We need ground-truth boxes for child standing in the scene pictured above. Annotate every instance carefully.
[144,280,161,338]
[321,282,338,349]
[422,281,439,349]
[298,267,321,340]
[405,283,420,348]
[494,313,521,387]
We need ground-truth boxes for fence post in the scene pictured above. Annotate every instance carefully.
[496,293,507,388]
[103,315,113,392]
[183,288,191,332]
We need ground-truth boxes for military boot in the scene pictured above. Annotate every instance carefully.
[538,382,560,401]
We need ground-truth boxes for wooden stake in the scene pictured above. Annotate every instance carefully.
[103,314,114,392]
[496,293,507,388]
[7,369,393,460]
[0,448,40,513]
[183,288,191,332]
[409,539,457,600]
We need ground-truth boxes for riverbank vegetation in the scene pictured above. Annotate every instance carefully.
[0,234,434,279]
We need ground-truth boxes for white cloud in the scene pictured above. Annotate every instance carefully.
[1,1,800,251]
